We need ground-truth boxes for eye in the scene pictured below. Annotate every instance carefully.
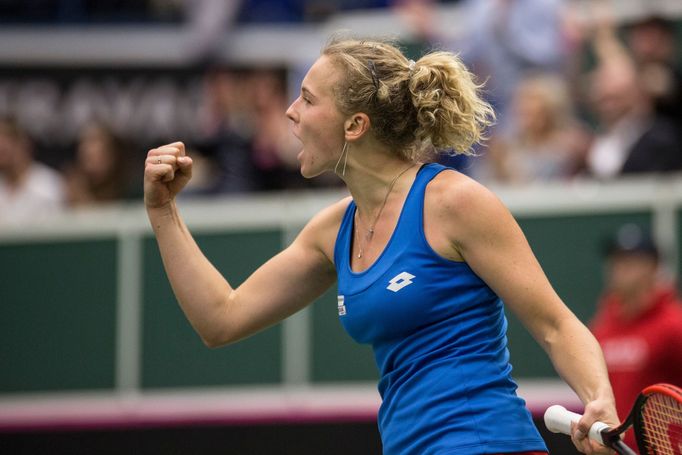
[302,96,312,105]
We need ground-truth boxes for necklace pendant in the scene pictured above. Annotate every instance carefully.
[357,252,362,258]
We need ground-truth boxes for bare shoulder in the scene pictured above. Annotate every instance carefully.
[424,169,515,254]
[297,196,352,264]
[426,168,506,223]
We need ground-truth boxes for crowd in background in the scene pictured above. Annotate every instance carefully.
[0,0,681,227]
[429,0,681,183]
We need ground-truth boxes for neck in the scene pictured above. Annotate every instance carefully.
[337,144,416,217]
[616,282,656,319]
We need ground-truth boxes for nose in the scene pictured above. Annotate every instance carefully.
[285,98,298,122]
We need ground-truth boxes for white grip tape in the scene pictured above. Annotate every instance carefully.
[544,405,610,446]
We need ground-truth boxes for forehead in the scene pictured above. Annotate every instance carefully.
[302,55,341,96]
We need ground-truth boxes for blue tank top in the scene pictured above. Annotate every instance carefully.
[334,163,547,454]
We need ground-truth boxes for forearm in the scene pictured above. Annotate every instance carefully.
[545,315,615,407]
[147,201,233,345]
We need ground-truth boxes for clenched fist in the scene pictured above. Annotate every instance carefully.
[144,142,193,209]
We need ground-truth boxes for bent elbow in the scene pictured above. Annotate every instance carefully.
[200,332,231,349]
[199,294,237,349]
[201,336,221,349]
[202,329,248,348]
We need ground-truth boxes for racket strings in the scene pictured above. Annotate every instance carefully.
[640,394,682,455]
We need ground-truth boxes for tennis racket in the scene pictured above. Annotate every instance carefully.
[544,383,682,454]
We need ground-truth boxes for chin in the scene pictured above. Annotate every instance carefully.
[298,154,329,179]
[299,165,326,179]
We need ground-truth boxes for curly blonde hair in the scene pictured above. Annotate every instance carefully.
[322,37,495,162]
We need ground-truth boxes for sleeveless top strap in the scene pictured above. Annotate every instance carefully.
[389,163,448,248]
[333,163,450,282]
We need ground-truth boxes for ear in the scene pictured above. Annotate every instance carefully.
[343,112,371,142]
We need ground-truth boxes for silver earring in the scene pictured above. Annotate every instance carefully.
[334,142,349,176]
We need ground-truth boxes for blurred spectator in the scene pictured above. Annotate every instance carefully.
[388,0,474,174]
[590,224,682,449]
[484,73,590,183]
[584,14,682,178]
[0,117,65,226]
[454,0,570,181]
[198,68,260,193]
[200,68,321,193]
[391,0,441,59]
[249,69,306,190]
[457,0,568,128]
[63,122,133,207]
[624,14,682,128]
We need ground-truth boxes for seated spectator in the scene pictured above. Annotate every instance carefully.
[585,56,682,178]
[0,117,65,226]
[590,224,682,449]
[485,73,590,183]
[63,122,133,207]
[583,6,682,178]
[624,13,682,128]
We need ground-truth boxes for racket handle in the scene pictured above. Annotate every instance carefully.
[544,405,610,446]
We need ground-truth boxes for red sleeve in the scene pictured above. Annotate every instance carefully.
[663,310,682,383]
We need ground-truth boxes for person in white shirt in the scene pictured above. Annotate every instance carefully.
[0,117,65,227]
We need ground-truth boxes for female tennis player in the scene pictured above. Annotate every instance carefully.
[144,38,619,454]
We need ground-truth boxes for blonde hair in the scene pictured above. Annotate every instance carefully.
[322,37,495,161]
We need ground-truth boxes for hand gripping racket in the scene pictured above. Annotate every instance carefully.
[544,383,682,454]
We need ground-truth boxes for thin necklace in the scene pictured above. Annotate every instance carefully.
[355,163,415,259]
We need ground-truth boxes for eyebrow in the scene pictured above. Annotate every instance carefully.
[301,87,316,99]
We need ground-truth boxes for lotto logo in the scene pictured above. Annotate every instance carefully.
[387,272,415,292]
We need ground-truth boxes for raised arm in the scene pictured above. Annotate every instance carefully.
[144,142,339,347]
[426,171,618,454]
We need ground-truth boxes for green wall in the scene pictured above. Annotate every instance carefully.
[141,230,283,388]
[0,239,117,392]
